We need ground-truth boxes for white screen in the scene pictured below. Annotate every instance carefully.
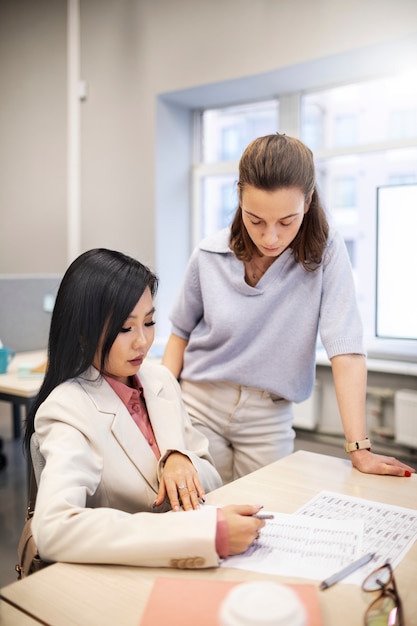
[376,184,417,340]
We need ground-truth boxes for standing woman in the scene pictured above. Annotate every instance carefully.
[24,249,264,568]
[162,134,415,484]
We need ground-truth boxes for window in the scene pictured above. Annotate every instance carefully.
[376,183,417,341]
[334,115,357,147]
[389,110,417,140]
[201,101,279,163]
[201,175,237,235]
[192,100,279,243]
[301,73,417,149]
[300,76,417,348]
[332,176,357,209]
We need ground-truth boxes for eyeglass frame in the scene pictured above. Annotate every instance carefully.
[361,561,403,626]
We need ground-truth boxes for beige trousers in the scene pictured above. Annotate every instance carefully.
[180,379,295,484]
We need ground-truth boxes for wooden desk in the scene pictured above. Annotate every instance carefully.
[0,602,40,625]
[0,451,416,626]
[0,351,45,439]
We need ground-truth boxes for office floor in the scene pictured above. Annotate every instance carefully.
[0,437,27,588]
[0,430,415,589]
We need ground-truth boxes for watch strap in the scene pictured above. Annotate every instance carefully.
[344,438,371,453]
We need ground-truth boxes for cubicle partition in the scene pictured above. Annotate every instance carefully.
[0,275,61,353]
[0,275,61,442]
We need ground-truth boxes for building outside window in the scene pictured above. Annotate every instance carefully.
[192,100,279,243]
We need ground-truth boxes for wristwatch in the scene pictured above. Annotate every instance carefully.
[344,438,371,453]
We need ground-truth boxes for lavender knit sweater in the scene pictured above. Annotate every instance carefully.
[169,227,365,403]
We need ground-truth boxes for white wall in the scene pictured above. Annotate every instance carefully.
[140,0,417,92]
[0,0,67,273]
[79,1,155,266]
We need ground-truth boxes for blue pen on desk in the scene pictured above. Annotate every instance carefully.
[320,552,375,591]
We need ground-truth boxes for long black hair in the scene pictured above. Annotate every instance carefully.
[24,248,158,455]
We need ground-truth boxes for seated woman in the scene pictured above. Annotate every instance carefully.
[24,248,264,568]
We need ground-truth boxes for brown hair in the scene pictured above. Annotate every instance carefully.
[230,134,329,270]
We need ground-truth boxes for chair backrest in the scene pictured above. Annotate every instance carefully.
[30,433,46,486]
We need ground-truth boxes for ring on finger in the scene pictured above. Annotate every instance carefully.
[178,484,186,490]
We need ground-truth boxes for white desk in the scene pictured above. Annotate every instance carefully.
[0,451,416,626]
[0,351,45,475]
[0,351,45,439]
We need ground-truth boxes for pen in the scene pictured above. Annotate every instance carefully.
[319,552,375,590]
[253,513,274,520]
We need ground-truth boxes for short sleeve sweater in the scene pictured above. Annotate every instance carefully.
[169,227,365,402]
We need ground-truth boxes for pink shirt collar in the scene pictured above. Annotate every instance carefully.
[104,373,142,403]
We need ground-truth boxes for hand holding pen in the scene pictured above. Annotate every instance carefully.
[220,505,271,556]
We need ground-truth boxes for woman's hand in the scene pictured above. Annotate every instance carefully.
[155,451,206,511]
[221,504,266,555]
[349,449,415,477]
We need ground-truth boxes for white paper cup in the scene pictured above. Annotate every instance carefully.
[219,581,307,626]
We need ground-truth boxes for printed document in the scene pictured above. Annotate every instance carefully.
[221,491,417,584]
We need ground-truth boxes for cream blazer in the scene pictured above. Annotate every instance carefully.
[32,359,222,568]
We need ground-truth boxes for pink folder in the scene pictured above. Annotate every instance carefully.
[140,577,323,625]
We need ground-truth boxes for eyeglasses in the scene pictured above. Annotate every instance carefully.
[362,562,403,626]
